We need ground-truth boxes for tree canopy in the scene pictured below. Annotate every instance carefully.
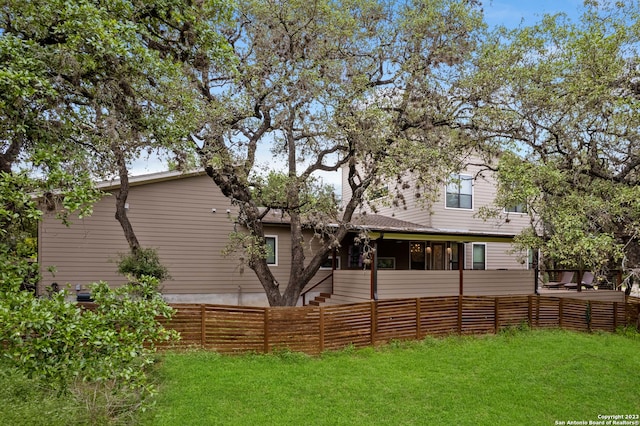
[468,1,640,277]
[176,0,486,305]
[1,0,232,289]
[4,0,640,303]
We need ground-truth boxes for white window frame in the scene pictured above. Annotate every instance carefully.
[526,248,537,270]
[472,243,487,270]
[265,235,278,266]
[320,255,341,270]
[445,174,473,210]
[504,204,527,214]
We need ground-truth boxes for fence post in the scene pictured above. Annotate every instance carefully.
[494,297,500,334]
[613,302,618,331]
[559,298,564,328]
[370,301,377,346]
[264,308,270,354]
[528,295,533,328]
[458,295,463,334]
[319,307,325,353]
[200,304,206,348]
[416,298,421,339]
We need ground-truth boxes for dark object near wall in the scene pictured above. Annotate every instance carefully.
[76,292,93,302]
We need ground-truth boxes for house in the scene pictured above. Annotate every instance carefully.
[38,170,333,306]
[323,159,624,305]
[315,159,535,305]
[38,162,620,306]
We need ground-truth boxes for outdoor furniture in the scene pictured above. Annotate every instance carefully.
[544,271,575,289]
[564,271,596,290]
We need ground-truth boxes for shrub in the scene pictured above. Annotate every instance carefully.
[0,276,178,422]
[117,247,171,282]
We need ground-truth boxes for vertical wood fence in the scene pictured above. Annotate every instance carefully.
[161,295,640,355]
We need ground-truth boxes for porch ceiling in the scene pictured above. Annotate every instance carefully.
[369,231,515,243]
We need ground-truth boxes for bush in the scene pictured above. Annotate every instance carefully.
[0,276,178,422]
[117,247,171,282]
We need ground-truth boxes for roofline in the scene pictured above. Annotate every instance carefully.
[368,231,515,243]
[96,169,206,191]
[261,218,516,243]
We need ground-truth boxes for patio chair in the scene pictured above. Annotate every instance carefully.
[564,271,596,290]
[544,271,575,289]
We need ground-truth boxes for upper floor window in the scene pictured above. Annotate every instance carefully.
[505,204,527,214]
[265,236,277,265]
[446,174,473,209]
[368,185,389,201]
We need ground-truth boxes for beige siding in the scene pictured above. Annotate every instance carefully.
[39,175,254,294]
[377,271,459,298]
[341,166,353,206]
[365,174,434,226]
[39,174,332,305]
[349,159,531,235]
[488,245,530,270]
[430,163,530,234]
[345,158,532,269]
[333,270,371,301]
[463,242,530,270]
[464,270,534,296]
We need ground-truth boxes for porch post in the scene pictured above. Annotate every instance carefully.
[533,248,540,295]
[458,242,464,296]
[577,269,583,293]
[371,240,378,300]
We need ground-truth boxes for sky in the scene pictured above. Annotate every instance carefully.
[129,0,587,187]
[484,0,584,28]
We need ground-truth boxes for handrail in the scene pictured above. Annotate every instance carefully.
[301,272,333,306]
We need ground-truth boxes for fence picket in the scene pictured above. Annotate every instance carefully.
[159,296,635,355]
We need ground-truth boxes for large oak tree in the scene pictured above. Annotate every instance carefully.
[467,1,640,285]
[175,0,486,305]
[1,0,232,290]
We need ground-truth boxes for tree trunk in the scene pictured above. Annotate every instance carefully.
[112,145,140,253]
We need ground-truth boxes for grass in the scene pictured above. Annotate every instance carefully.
[0,367,81,426]
[141,329,640,426]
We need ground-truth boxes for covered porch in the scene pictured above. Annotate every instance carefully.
[305,217,539,305]
[302,215,626,305]
[328,269,536,304]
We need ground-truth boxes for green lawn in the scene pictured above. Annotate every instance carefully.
[141,329,640,426]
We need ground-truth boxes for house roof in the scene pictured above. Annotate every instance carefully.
[96,169,205,191]
[263,212,516,243]
[349,214,427,231]
[94,171,516,243]
[352,214,516,243]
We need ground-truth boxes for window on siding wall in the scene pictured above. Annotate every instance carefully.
[265,236,277,265]
[505,204,527,213]
[320,255,340,270]
[527,248,537,270]
[472,243,486,270]
[446,174,473,209]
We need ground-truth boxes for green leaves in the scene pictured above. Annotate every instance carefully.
[117,247,171,282]
[0,276,177,406]
[471,2,640,271]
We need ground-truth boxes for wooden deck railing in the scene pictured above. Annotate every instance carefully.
[160,295,640,355]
